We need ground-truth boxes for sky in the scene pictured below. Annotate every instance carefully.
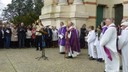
[1,0,11,5]
[0,0,12,18]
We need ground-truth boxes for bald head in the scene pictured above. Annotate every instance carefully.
[68,22,74,27]
[105,18,113,26]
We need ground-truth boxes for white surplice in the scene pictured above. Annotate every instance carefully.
[118,27,128,72]
[87,30,96,58]
[94,33,102,59]
[100,32,106,60]
[100,23,120,72]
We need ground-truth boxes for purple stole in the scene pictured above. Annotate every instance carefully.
[104,46,112,61]
[102,26,112,61]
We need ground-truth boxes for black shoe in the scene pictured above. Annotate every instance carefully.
[120,66,122,70]
[60,52,65,54]
[97,58,100,61]
[98,58,103,62]
[91,58,96,60]
[89,57,95,60]
[102,60,105,62]
[66,56,73,59]
[89,57,93,60]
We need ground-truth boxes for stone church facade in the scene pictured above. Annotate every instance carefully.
[40,0,128,29]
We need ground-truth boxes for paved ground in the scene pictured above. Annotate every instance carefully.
[0,48,105,72]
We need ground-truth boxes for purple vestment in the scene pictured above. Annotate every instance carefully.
[102,26,108,34]
[58,26,67,46]
[65,27,80,53]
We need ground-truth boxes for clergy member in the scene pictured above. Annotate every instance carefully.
[94,25,103,62]
[100,21,107,61]
[65,22,80,58]
[100,21,108,71]
[100,18,120,72]
[87,26,96,60]
[58,22,67,54]
[118,22,128,72]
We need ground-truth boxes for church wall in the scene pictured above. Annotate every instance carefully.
[97,0,124,19]
[97,0,108,5]
[83,0,97,27]
[123,0,128,18]
[40,0,128,30]
[112,0,123,4]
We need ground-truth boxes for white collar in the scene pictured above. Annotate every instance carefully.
[90,30,94,32]
[103,25,107,27]
[62,25,66,27]
[68,26,74,30]
[108,23,115,28]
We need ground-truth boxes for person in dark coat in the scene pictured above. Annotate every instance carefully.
[80,24,88,48]
[0,24,4,48]
[17,22,26,48]
[45,25,52,48]
[0,25,2,48]
[4,24,12,48]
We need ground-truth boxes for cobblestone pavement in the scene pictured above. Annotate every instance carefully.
[0,48,105,72]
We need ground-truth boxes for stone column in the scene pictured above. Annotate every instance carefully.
[84,0,97,27]
[123,0,128,18]
[73,0,83,4]
[58,0,68,5]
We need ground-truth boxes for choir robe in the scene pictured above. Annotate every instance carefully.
[101,26,108,59]
[101,26,108,58]
[87,30,97,58]
[100,33,106,60]
[100,26,108,71]
[118,27,128,72]
[58,25,67,52]
[100,23,120,72]
[65,26,80,57]
[94,32,102,59]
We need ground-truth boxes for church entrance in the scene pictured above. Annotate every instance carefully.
[96,5,105,27]
[114,4,123,25]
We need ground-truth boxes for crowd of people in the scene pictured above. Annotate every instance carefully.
[0,18,128,72]
[0,20,58,49]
